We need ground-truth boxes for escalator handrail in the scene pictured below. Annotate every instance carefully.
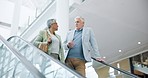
[0,35,45,78]
[7,36,85,78]
[91,57,139,78]
[20,0,55,37]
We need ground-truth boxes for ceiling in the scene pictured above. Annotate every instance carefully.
[4,0,148,64]
[69,0,148,63]
[8,0,51,9]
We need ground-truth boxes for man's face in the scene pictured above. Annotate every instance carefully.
[75,18,84,30]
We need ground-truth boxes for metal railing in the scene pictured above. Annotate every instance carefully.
[92,57,139,78]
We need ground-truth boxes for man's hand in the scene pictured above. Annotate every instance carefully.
[67,41,75,48]
[96,57,105,62]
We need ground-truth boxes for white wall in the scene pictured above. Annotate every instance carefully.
[0,1,14,24]
[0,0,35,39]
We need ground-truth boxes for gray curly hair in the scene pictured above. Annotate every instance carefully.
[47,19,56,28]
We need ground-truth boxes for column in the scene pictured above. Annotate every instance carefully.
[10,0,22,36]
[56,0,69,41]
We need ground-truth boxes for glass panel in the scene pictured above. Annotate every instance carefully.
[8,36,84,78]
[18,0,54,36]
[92,58,139,78]
[7,36,140,78]
[0,40,34,78]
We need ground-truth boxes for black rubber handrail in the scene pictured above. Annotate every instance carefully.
[91,57,139,78]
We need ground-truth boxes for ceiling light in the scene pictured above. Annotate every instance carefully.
[103,56,106,58]
[119,50,122,52]
[138,42,141,44]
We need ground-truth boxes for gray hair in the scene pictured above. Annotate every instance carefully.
[74,16,85,23]
[47,19,56,28]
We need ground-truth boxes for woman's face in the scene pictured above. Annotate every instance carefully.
[51,22,58,31]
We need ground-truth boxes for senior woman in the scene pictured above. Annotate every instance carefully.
[33,19,64,63]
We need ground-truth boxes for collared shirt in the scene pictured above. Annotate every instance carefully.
[67,28,85,60]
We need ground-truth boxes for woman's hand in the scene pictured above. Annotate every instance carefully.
[47,37,52,45]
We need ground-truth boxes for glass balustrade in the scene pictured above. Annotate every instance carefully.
[7,36,84,78]
[7,36,140,78]
[18,0,54,36]
[0,36,45,78]
[92,57,139,78]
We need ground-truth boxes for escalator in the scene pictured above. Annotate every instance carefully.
[7,36,84,78]
[0,35,45,78]
[6,36,139,78]
[92,57,139,78]
[0,0,143,77]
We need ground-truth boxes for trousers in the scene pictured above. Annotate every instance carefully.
[65,58,86,77]
[50,53,60,60]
